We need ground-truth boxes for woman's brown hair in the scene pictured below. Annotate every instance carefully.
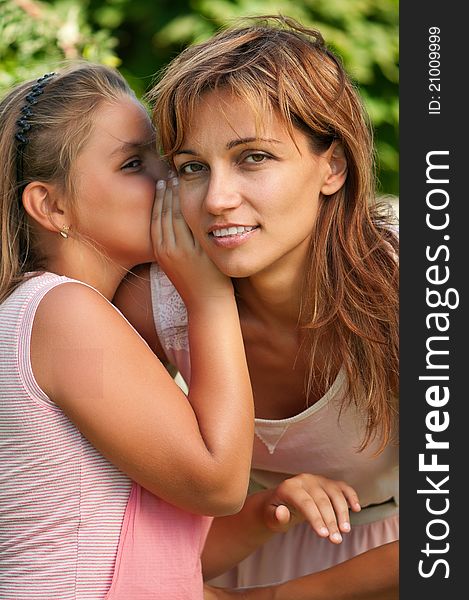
[149,15,399,451]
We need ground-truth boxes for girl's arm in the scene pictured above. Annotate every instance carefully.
[204,541,398,600]
[202,474,360,581]
[30,180,254,516]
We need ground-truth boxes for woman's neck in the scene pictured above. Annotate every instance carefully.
[234,254,308,329]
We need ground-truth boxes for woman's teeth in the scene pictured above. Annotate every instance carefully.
[212,226,255,237]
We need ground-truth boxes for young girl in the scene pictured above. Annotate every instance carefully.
[115,15,399,599]
[0,62,358,599]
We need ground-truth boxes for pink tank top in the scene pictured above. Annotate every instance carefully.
[0,272,211,599]
[106,484,211,599]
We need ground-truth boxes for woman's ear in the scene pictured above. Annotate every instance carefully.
[321,141,348,196]
[21,181,69,234]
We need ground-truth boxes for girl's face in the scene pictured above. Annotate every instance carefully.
[173,89,338,279]
[72,96,167,267]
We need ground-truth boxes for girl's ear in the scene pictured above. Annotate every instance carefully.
[21,181,69,234]
[321,141,348,196]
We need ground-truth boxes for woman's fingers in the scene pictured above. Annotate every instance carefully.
[268,474,361,544]
[271,483,334,539]
[302,490,342,542]
[332,481,361,533]
[274,504,291,525]
[343,482,362,513]
[317,490,347,543]
[264,503,291,532]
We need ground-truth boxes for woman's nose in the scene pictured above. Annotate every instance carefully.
[203,173,243,215]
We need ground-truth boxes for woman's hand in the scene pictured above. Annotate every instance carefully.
[151,178,232,307]
[261,473,361,544]
[202,473,361,580]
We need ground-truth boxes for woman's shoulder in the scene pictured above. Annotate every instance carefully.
[147,262,189,365]
[148,262,188,331]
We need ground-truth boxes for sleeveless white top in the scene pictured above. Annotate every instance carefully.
[149,263,399,587]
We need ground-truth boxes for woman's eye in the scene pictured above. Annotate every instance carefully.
[244,153,269,164]
[122,159,143,171]
[179,162,206,175]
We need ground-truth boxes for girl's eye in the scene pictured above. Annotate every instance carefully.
[122,158,143,171]
[179,162,206,175]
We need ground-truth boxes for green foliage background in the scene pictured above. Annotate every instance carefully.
[0,0,398,195]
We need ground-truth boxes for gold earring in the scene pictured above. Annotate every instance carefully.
[60,225,70,239]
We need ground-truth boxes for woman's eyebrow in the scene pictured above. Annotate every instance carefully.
[226,137,281,149]
[175,137,281,156]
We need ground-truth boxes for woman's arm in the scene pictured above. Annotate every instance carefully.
[204,541,399,600]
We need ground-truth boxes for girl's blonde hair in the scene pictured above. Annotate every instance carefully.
[0,62,134,303]
[149,15,399,451]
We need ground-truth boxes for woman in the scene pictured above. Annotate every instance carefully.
[115,15,399,599]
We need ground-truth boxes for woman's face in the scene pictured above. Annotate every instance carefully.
[173,89,338,279]
[72,96,167,267]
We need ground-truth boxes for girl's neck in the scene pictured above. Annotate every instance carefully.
[45,249,128,301]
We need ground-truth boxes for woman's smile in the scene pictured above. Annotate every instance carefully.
[208,224,260,248]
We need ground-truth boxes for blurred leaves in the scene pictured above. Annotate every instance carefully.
[0,0,398,194]
[0,0,119,90]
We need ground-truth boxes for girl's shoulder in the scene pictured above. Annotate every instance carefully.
[34,276,122,336]
[0,271,85,321]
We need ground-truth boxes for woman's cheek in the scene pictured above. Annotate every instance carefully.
[179,186,197,224]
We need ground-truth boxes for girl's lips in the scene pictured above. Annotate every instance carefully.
[208,226,259,248]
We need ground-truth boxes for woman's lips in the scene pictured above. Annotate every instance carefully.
[208,225,259,248]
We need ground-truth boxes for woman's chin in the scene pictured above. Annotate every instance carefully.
[214,262,259,279]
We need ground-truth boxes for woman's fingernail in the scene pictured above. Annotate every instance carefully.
[342,522,351,532]
[319,527,329,537]
[331,532,342,543]
[172,177,179,186]
[156,180,165,189]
